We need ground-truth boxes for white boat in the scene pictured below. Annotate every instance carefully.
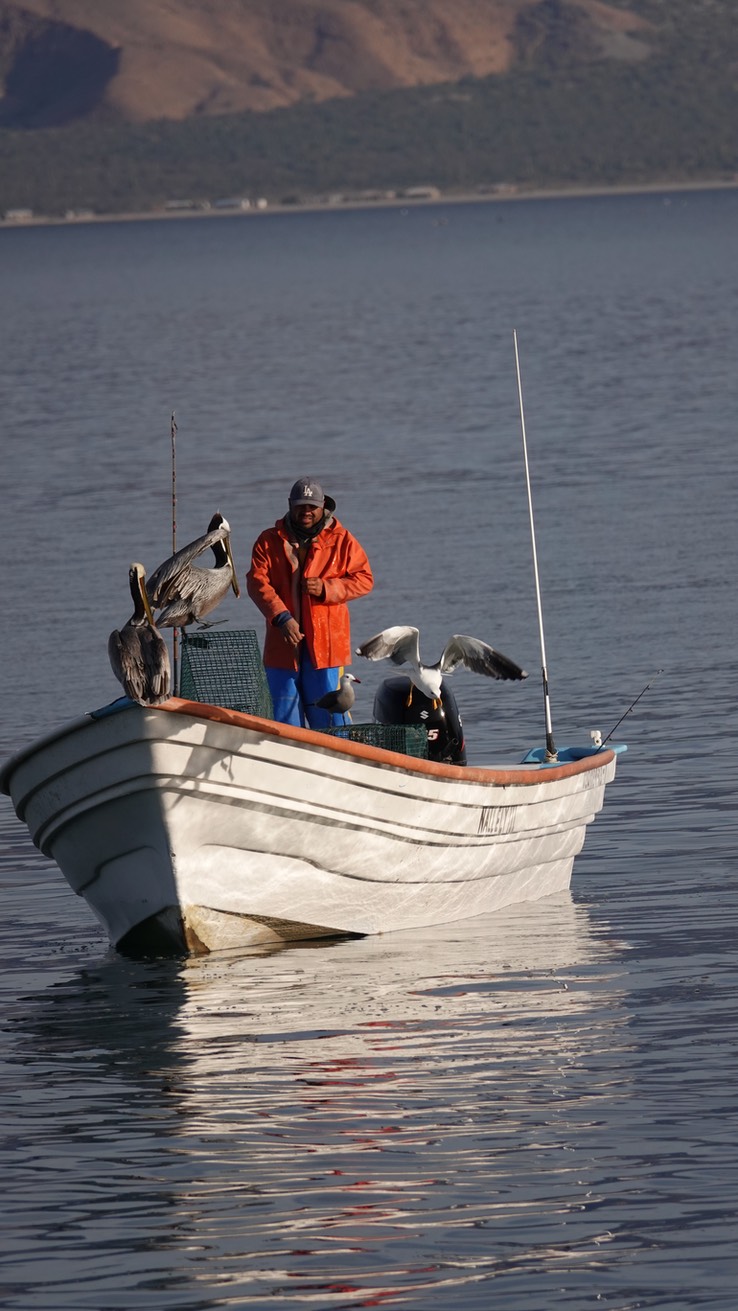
[0,689,624,956]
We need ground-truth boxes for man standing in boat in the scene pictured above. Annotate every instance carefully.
[246,478,373,728]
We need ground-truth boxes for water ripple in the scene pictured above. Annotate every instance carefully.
[3,193,738,1309]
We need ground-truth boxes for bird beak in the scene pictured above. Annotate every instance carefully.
[225,535,240,597]
[139,574,157,627]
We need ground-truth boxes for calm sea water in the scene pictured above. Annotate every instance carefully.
[1,191,737,1309]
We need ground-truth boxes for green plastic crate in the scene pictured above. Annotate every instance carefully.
[324,722,428,759]
[179,629,273,718]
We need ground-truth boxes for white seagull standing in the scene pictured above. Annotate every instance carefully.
[356,626,527,705]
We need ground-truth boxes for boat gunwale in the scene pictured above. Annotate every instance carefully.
[160,698,615,786]
[1,696,616,795]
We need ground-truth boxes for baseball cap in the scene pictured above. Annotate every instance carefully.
[288,478,336,512]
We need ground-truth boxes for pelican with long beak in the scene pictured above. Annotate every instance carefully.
[146,512,240,629]
[108,563,171,705]
[356,626,527,706]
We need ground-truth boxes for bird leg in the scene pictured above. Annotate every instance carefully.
[405,685,414,708]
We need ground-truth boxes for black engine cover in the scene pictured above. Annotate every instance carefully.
[373,675,466,766]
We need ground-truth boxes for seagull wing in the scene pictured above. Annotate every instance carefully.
[146,524,227,606]
[440,635,528,681]
[356,626,420,667]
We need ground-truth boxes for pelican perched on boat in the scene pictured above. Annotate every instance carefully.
[356,626,527,705]
[108,563,171,706]
[146,512,240,629]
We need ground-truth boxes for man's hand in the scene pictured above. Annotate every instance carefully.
[280,618,304,648]
[302,578,325,599]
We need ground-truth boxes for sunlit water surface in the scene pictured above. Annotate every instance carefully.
[1,190,737,1309]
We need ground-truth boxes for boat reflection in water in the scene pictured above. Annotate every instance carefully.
[10,891,630,1306]
[175,897,628,1304]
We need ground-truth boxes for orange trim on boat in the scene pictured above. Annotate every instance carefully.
[159,698,615,787]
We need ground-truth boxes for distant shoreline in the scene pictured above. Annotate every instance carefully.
[3,176,738,231]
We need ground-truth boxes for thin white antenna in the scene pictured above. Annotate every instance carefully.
[170,411,179,696]
[513,330,557,761]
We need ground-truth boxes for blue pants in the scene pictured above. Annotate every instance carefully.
[266,652,351,729]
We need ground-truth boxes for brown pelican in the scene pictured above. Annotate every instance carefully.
[108,563,171,705]
[315,672,360,714]
[146,512,240,629]
[356,626,527,705]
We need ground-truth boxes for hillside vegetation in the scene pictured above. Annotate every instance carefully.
[0,0,737,216]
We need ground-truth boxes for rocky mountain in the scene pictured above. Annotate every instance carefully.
[2,0,736,216]
[0,0,651,128]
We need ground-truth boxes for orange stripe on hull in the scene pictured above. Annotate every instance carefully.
[158,697,615,787]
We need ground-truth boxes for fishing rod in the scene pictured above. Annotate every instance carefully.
[513,329,557,762]
[599,669,664,748]
[171,410,179,696]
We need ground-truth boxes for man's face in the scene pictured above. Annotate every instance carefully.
[290,501,324,528]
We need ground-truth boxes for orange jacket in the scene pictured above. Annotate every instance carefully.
[246,515,374,671]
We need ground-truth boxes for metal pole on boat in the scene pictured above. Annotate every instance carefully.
[171,411,179,696]
[513,330,557,762]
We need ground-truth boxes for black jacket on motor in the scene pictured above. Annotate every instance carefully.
[373,675,466,766]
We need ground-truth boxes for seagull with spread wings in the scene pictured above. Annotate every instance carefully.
[356,626,527,706]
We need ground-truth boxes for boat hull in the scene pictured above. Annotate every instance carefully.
[1,699,619,955]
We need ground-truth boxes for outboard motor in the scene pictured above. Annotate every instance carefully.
[373,675,466,766]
